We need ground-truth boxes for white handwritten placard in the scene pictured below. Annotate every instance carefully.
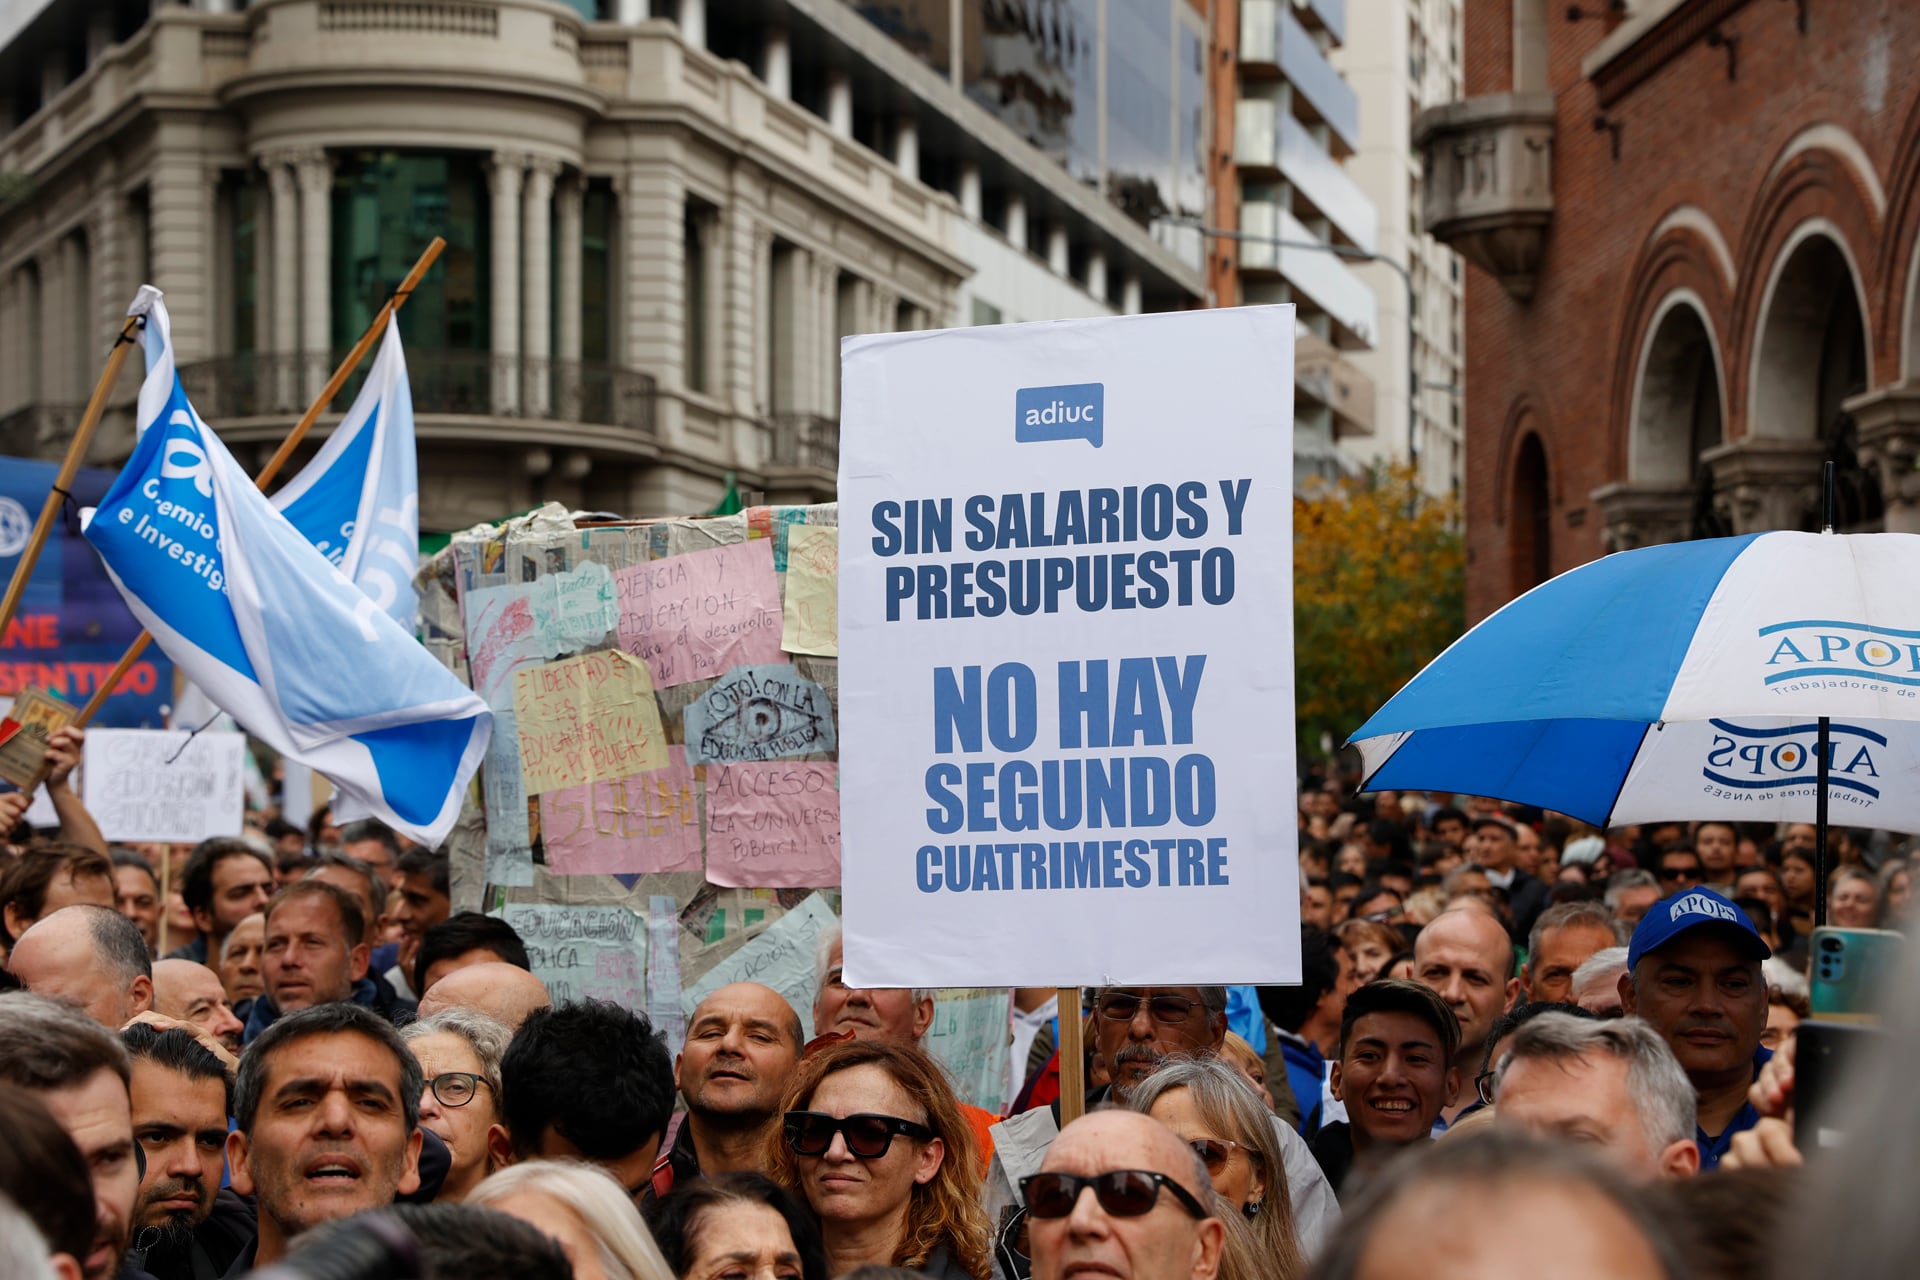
[499,904,647,1010]
[923,987,1014,1114]
[681,892,836,1040]
[82,729,246,842]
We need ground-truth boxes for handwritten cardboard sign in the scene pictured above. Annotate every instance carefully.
[614,541,784,688]
[0,687,75,788]
[463,582,552,707]
[681,892,836,1039]
[923,987,1014,1114]
[499,904,646,1009]
[683,664,836,765]
[540,745,703,876]
[704,762,840,888]
[82,729,246,842]
[781,524,838,657]
[512,650,668,794]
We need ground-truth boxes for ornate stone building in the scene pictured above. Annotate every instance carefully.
[1421,0,1920,620]
[0,0,1202,531]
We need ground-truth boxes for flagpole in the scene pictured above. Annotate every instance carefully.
[70,236,447,730]
[0,313,146,641]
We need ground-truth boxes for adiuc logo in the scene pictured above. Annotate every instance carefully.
[1759,620,1920,696]
[1701,718,1883,806]
[1014,383,1104,449]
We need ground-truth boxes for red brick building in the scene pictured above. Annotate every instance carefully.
[1419,0,1920,621]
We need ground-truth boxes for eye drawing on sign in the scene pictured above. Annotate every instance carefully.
[683,663,838,764]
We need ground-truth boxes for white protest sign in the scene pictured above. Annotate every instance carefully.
[838,308,1300,987]
[682,892,837,1040]
[923,987,1013,1113]
[82,729,246,842]
[499,904,646,1009]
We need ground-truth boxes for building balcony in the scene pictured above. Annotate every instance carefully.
[1295,331,1374,439]
[1412,92,1556,300]
[176,350,658,436]
[767,412,839,472]
[1233,108,1377,254]
[1240,201,1377,350]
[1239,0,1359,155]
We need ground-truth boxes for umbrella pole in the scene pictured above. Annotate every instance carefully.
[1813,460,1835,928]
[1814,717,1830,928]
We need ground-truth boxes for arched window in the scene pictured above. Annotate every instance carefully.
[1510,433,1551,594]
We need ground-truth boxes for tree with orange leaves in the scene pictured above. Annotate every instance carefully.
[1294,463,1464,764]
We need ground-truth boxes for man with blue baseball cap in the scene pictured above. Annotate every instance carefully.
[1617,887,1771,1170]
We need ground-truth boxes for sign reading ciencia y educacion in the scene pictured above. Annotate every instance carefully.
[838,308,1301,989]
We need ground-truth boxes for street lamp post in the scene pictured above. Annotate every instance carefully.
[1166,219,1420,470]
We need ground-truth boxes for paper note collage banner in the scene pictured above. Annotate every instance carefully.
[452,505,843,894]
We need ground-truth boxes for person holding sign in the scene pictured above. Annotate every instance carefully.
[766,1038,991,1279]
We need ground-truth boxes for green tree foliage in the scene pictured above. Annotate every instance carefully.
[1294,463,1465,759]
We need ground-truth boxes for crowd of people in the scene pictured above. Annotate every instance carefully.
[1,732,1913,1279]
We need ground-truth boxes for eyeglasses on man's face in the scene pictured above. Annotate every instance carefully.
[1096,992,1203,1025]
[1021,1170,1210,1221]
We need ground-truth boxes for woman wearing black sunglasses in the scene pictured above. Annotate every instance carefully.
[765,1039,991,1279]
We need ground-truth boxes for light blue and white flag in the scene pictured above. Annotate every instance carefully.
[82,291,489,847]
[271,317,420,632]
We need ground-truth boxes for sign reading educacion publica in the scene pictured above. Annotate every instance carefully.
[837,308,1301,989]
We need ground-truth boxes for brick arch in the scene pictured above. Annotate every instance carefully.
[1728,135,1885,435]
[1878,86,1920,378]
[1492,394,1554,526]
[1608,213,1735,481]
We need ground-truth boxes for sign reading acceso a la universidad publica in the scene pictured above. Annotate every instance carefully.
[836,307,1302,990]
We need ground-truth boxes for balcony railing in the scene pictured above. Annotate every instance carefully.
[768,413,839,470]
[177,350,657,434]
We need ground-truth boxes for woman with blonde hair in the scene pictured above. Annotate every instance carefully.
[1128,1056,1305,1279]
[468,1159,673,1280]
[765,1038,991,1279]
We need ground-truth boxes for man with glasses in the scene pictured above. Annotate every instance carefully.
[1024,1110,1225,1280]
[985,985,1339,1258]
[1656,849,1706,895]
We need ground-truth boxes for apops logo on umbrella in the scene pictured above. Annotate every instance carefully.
[1702,719,1884,806]
[1761,620,1920,694]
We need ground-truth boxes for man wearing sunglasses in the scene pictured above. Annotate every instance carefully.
[985,985,1339,1259]
[1024,1110,1225,1280]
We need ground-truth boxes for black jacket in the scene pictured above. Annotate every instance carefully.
[134,1189,256,1280]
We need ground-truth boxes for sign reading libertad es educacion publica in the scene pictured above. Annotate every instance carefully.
[837,308,1301,989]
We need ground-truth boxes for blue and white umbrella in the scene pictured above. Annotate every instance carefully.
[1349,531,1920,832]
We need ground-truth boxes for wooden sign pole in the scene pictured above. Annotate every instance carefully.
[71,237,447,731]
[158,845,172,957]
[1057,987,1086,1125]
[0,313,146,640]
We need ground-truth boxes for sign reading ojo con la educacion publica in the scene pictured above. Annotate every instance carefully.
[837,308,1302,989]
